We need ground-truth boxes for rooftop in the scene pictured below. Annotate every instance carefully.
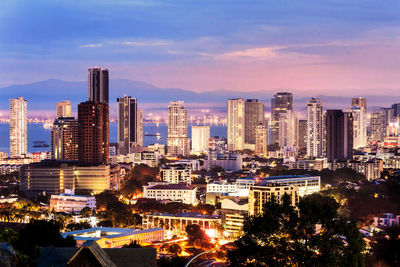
[147,183,196,190]
[62,227,164,240]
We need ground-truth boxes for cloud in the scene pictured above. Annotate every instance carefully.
[122,40,169,47]
[79,43,103,48]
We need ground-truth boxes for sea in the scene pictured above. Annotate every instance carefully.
[0,123,227,153]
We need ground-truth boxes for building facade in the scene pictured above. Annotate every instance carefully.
[370,111,385,143]
[306,98,323,158]
[204,151,242,171]
[161,164,192,184]
[9,97,27,157]
[244,99,265,145]
[271,92,293,145]
[255,124,268,156]
[143,183,197,204]
[88,67,109,104]
[191,125,210,154]
[227,98,245,151]
[51,117,79,161]
[50,193,96,214]
[278,110,298,147]
[117,96,143,154]
[167,101,190,156]
[56,100,72,118]
[326,110,353,162]
[78,101,109,165]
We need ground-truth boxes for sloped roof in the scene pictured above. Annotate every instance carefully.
[67,240,116,267]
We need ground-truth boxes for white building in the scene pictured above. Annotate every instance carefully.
[204,151,242,171]
[9,97,27,157]
[161,164,192,184]
[278,110,298,147]
[50,191,96,214]
[348,106,367,149]
[191,125,210,154]
[374,213,400,228]
[260,175,321,197]
[167,101,190,156]
[143,183,197,205]
[306,98,323,158]
[227,98,245,151]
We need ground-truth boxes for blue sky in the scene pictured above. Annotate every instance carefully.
[1,0,400,95]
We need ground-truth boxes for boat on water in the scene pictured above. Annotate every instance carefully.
[144,132,161,137]
[33,141,50,148]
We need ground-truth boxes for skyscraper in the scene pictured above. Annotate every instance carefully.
[306,98,323,158]
[88,67,109,104]
[278,110,298,147]
[78,101,109,165]
[117,96,143,155]
[56,100,72,118]
[9,97,27,157]
[227,98,245,151]
[326,110,353,162]
[51,117,78,160]
[370,111,385,143]
[167,101,190,156]
[244,99,265,144]
[271,92,293,144]
[298,120,307,149]
[191,125,210,154]
[255,124,268,156]
[349,106,367,149]
[352,97,367,110]
[391,103,400,117]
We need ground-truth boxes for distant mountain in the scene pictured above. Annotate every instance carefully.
[0,79,399,113]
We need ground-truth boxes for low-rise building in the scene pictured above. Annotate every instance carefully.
[143,212,220,237]
[249,184,299,216]
[61,227,164,248]
[161,164,192,184]
[143,183,197,205]
[288,158,326,171]
[50,192,96,214]
[329,159,383,180]
[259,175,321,197]
[204,151,242,171]
[374,213,400,228]
[220,198,248,239]
[20,160,110,197]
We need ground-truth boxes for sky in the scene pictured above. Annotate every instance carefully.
[1,0,400,96]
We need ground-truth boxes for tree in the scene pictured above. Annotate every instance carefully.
[80,206,93,217]
[123,240,142,248]
[168,244,182,255]
[185,224,209,243]
[14,220,76,265]
[66,222,91,231]
[227,194,365,267]
[368,226,400,266]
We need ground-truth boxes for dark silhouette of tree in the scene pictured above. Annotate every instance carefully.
[80,206,94,217]
[227,194,365,267]
[185,224,210,244]
[368,226,400,266]
[123,240,142,248]
[14,220,76,265]
[66,222,91,231]
[168,244,182,255]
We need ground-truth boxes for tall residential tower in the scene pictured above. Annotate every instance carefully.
[227,98,245,151]
[167,101,190,156]
[271,92,293,145]
[306,98,323,158]
[9,97,27,157]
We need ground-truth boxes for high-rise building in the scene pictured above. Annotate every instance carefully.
[227,98,245,151]
[9,97,27,157]
[88,67,109,104]
[298,120,307,149]
[278,110,298,147]
[117,96,143,155]
[167,101,190,156]
[352,97,367,110]
[191,125,210,154]
[349,106,367,149]
[244,99,265,144]
[306,98,323,158]
[380,107,394,128]
[271,92,293,144]
[370,111,385,143]
[255,124,268,156]
[78,101,109,165]
[392,103,400,117]
[56,100,72,118]
[326,110,353,162]
[51,117,78,160]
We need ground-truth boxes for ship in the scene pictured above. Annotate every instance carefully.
[144,132,161,137]
[33,141,50,148]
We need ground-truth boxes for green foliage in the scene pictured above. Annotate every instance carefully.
[0,227,18,244]
[120,164,158,197]
[80,206,94,217]
[368,226,400,266]
[227,194,365,267]
[185,224,210,244]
